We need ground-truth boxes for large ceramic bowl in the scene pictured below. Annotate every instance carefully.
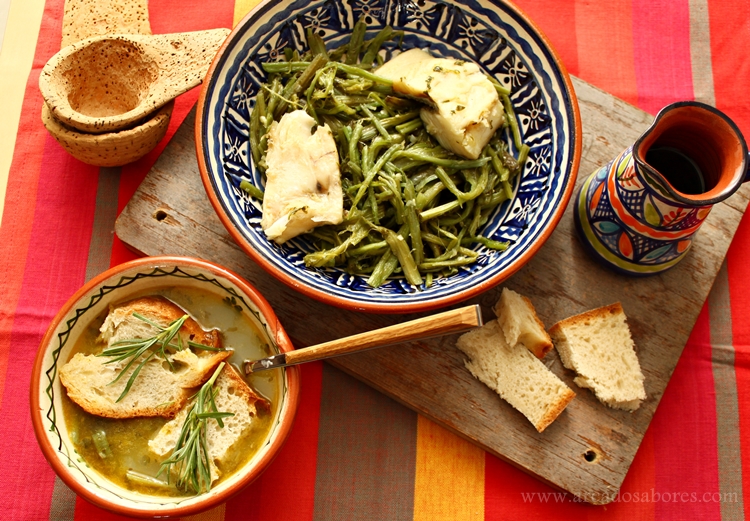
[196,0,582,313]
[30,256,300,518]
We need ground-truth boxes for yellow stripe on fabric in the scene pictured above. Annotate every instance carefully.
[0,0,45,222]
[233,0,262,27]
[182,503,226,521]
[414,415,484,521]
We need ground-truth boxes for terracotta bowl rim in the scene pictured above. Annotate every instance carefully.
[30,255,301,518]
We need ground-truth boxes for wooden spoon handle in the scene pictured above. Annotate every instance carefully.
[284,304,483,366]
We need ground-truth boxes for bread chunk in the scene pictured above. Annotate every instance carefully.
[494,288,553,358]
[549,303,646,411]
[149,364,263,483]
[457,321,575,433]
[60,296,231,419]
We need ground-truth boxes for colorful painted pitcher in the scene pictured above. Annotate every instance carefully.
[575,101,750,276]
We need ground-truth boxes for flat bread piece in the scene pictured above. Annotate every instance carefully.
[494,287,553,358]
[60,296,230,419]
[457,321,575,433]
[549,303,646,411]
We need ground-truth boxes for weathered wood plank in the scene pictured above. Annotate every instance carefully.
[115,76,750,504]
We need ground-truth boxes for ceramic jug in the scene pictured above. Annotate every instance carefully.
[574,101,749,276]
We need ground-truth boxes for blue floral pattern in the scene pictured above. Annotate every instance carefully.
[199,0,579,310]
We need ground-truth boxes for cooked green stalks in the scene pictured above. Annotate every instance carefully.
[246,20,526,288]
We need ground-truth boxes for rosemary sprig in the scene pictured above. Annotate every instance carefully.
[98,312,224,402]
[157,362,234,495]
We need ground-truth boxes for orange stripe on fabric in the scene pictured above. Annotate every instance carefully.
[0,76,43,407]
[511,0,579,76]
[414,416,484,521]
[573,0,638,106]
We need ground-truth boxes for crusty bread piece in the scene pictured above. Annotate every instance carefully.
[149,364,263,483]
[494,288,553,358]
[99,296,221,356]
[60,296,230,419]
[457,321,575,432]
[548,303,646,411]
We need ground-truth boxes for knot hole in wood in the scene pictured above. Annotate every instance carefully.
[583,448,601,464]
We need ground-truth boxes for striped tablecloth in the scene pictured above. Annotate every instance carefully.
[2,0,750,519]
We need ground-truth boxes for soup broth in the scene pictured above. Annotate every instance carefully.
[61,286,281,497]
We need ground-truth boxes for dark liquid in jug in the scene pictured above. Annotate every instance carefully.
[645,146,706,195]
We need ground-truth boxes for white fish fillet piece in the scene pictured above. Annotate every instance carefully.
[376,48,505,160]
[261,110,343,244]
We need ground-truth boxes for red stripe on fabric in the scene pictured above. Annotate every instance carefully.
[706,0,750,141]
[607,427,656,519]
[485,455,580,517]
[1,138,98,520]
[148,0,235,34]
[511,0,579,77]
[733,334,750,511]
[484,430,655,517]
[573,0,638,106]
[651,305,721,519]
[727,217,750,510]
[33,0,67,68]
[74,496,141,521]
[710,0,750,511]
[631,0,693,114]
[224,361,323,521]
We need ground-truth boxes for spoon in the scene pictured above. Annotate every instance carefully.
[244,304,483,374]
[39,28,229,134]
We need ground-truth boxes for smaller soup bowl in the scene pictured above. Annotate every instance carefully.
[30,256,300,518]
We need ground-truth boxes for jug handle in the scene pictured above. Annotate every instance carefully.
[746,152,750,183]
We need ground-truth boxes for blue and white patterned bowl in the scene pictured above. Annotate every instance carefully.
[197,0,582,313]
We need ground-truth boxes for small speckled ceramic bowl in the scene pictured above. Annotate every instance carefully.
[30,256,300,518]
[41,101,173,167]
[196,0,582,314]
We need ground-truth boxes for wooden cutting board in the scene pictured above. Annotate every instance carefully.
[115,77,750,504]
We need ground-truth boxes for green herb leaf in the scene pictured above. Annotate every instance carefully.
[157,363,233,495]
[98,313,221,402]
